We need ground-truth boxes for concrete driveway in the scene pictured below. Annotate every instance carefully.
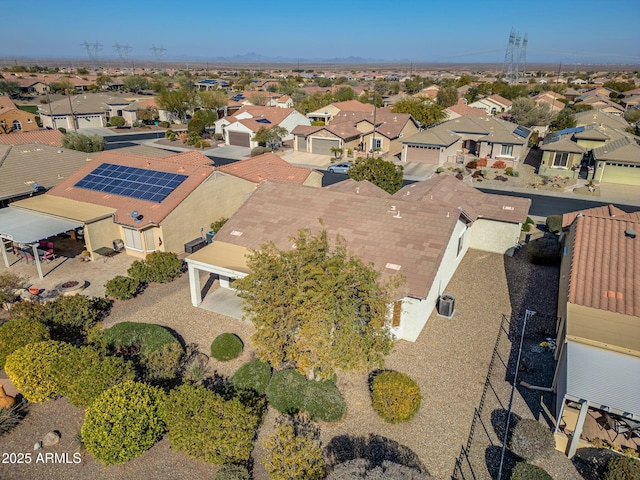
[280,150,334,169]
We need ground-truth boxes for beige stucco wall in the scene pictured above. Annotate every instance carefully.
[395,219,469,341]
[468,219,521,254]
[0,109,39,133]
[84,217,121,260]
[539,151,582,178]
[303,171,323,187]
[161,172,255,253]
[566,303,640,357]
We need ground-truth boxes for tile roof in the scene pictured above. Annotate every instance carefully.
[0,96,17,111]
[216,152,315,185]
[325,179,390,198]
[0,144,94,201]
[562,204,629,229]
[446,98,486,117]
[228,105,296,126]
[575,110,630,130]
[212,181,460,300]
[488,94,512,107]
[331,109,416,139]
[330,100,374,112]
[0,129,63,146]
[39,93,130,115]
[568,215,640,317]
[47,150,214,228]
[540,136,587,154]
[393,175,531,224]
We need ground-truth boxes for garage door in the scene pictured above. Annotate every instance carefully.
[405,145,440,164]
[601,163,640,185]
[79,115,103,129]
[228,131,251,147]
[312,138,340,156]
[296,136,307,152]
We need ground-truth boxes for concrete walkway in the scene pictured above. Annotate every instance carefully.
[199,286,243,319]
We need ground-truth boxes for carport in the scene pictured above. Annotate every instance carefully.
[0,207,83,278]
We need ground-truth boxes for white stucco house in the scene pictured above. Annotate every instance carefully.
[185,175,530,342]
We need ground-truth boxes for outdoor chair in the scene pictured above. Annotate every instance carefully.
[603,412,631,441]
[20,249,35,264]
[40,248,55,262]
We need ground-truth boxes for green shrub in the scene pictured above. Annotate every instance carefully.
[250,146,272,157]
[505,167,515,176]
[266,369,346,422]
[4,340,73,403]
[521,216,535,233]
[528,237,561,266]
[215,464,250,480]
[545,214,563,234]
[211,333,243,361]
[603,456,640,480]
[161,383,265,465]
[127,251,183,284]
[210,217,229,233]
[102,322,181,356]
[0,404,25,437]
[509,418,555,462]
[9,300,49,322]
[194,139,211,149]
[158,121,170,128]
[0,318,50,367]
[142,342,183,381]
[82,380,165,465]
[371,370,421,423]
[165,128,175,138]
[109,115,125,127]
[510,462,552,480]
[436,167,444,174]
[0,271,27,304]
[105,275,141,300]
[51,346,135,407]
[168,133,177,141]
[232,359,271,394]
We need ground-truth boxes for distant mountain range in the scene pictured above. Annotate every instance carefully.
[168,52,403,64]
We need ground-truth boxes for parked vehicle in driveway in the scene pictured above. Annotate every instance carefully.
[327,162,352,174]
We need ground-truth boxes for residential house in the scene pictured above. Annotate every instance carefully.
[306,100,374,125]
[533,92,566,113]
[400,115,531,167]
[38,93,132,130]
[469,94,513,115]
[185,175,530,342]
[8,75,49,95]
[122,98,160,125]
[214,105,310,148]
[577,94,625,117]
[216,152,322,187]
[445,98,486,120]
[195,79,230,91]
[265,94,293,109]
[592,137,640,185]
[539,127,587,178]
[554,209,640,458]
[0,96,39,134]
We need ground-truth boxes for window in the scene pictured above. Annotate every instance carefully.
[12,120,22,131]
[123,228,143,251]
[372,137,382,151]
[457,231,465,257]
[553,152,569,168]
[500,144,513,156]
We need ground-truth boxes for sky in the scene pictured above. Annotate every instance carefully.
[2,0,639,65]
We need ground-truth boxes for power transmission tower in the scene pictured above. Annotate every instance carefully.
[500,30,528,84]
[513,33,521,83]
[113,42,132,69]
[80,40,103,70]
[500,29,516,83]
[518,34,528,83]
[150,45,167,68]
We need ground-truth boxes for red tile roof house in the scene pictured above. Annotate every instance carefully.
[213,105,310,148]
[553,207,640,458]
[469,94,513,115]
[1,151,320,267]
[185,175,530,341]
[0,96,40,134]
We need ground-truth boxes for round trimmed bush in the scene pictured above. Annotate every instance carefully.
[102,321,181,355]
[509,418,555,462]
[603,456,640,480]
[0,318,50,368]
[371,370,422,423]
[215,464,250,480]
[4,340,73,403]
[303,378,346,423]
[127,251,183,284]
[232,359,271,394]
[211,333,243,361]
[81,380,165,465]
[105,275,141,300]
[267,369,307,414]
[510,462,552,480]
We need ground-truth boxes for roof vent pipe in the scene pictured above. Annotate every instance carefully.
[625,229,636,239]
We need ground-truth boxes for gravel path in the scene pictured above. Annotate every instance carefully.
[0,247,585,480]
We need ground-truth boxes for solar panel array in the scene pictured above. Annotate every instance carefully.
[232,93,245,101]
[75,163,188,203]
[513,125,532,138]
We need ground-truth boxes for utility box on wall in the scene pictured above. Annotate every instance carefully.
[184,238,207,254]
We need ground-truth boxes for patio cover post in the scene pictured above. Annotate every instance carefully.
[30,244,44,279]
[188,262,202,307]
[567,400,589,458]
[1,238,9,268]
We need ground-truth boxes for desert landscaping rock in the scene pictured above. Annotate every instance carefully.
[42,430,61,447]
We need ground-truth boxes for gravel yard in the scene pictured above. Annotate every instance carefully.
[0,246,584,480]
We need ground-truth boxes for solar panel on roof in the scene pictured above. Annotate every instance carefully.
[74,163,188,203]
[513,125,531,138]
[256,118,271,124]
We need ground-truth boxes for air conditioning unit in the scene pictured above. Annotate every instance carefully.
[437,294,456,318]
[112,239,125,252]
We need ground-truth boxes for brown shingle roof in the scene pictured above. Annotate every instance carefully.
[47,150,214,228]
[213,181,461,300]
[325,179,390,198]
[216,152,314,185]
[562,204,628,229]
[331,100,374,112]
[0,129,63,146]
[568,215,640,317]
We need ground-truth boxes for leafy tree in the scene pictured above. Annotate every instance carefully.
[510,97,554,127]
[404,76,433,94]
[603,80,635,93]
[122,75,150,93]
[279,78,301,96]
[188,117,205,136]
[263,414,325,480]
[192,108,217,129]
[137,106,159,124]
[348,156,404,194]
[499,84,530,100]
[359,92,383,108]
[571,103,593,112]
[0,79,21,96]
[625,108,640,124]
[62,132,105,152]
[198,90,227,110]
[95,74,111,89]
[252,125,288,148]
[335,86,355,101]
[51,78,75,94]
[509,418,555,462]
[391,97,446,128]
[235,229,397,380]
[455,74,473,88]
[316,77,333,87]
[436,85,458,107]
[549,108,576,132]
[464,86,480,104]
[76,67,89,75]
[0,271,27,305]
[157,87,196,123]
[248,93,268,106]
[109,115,126,127]
[330,146,343,160]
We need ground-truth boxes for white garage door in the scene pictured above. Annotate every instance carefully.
[312,138,340,156]
[601,163,640,185]
[79,115,103,129]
